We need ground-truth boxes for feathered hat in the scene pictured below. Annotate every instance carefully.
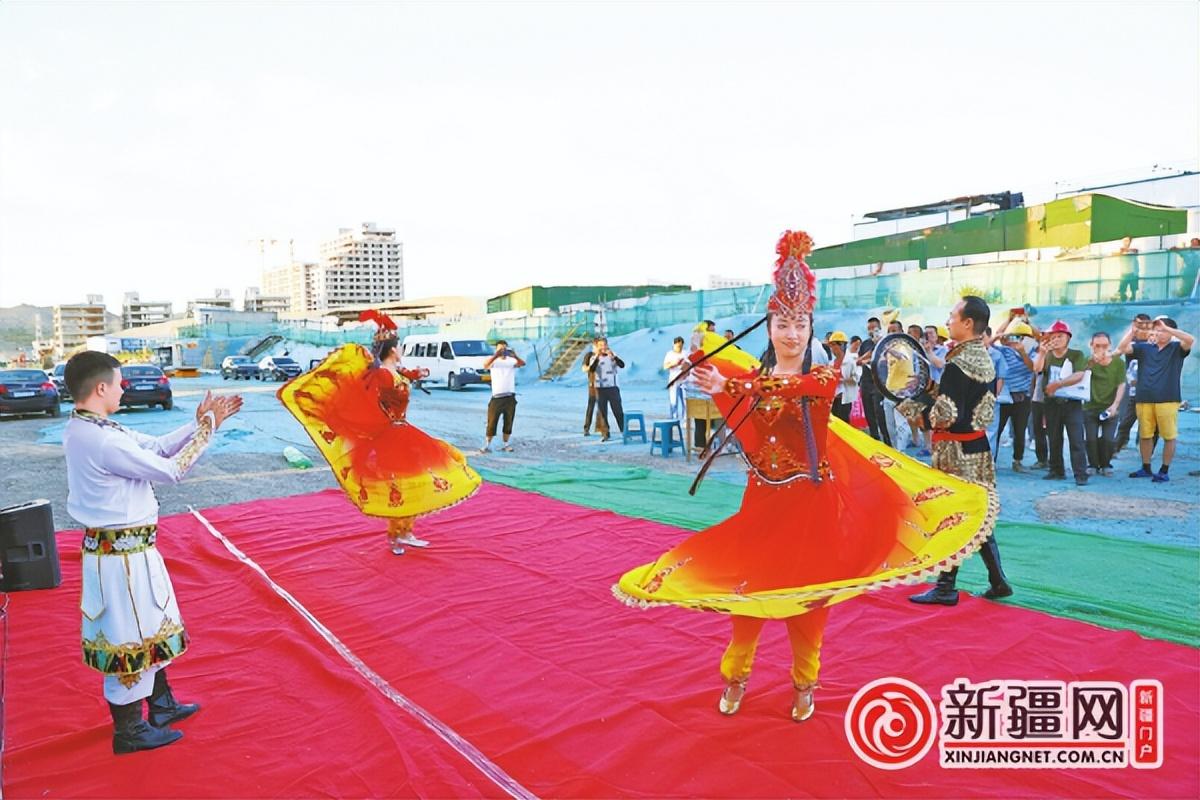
[768,230,818,318]
[359,309,398,357]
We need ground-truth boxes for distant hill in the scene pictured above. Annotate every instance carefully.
[0,304,121,359]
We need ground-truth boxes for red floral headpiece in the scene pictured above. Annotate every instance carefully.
[359,309,398,356]
[767,230,817,318]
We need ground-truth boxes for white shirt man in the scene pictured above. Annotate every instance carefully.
[481,341,525,452]
[663,338,688,420]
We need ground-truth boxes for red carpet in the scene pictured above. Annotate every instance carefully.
[4,486,1198,798]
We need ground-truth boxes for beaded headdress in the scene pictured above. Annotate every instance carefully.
[767,230,817,319]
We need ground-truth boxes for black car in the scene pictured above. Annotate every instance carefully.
[120,365,173,410]
[221,355,260,380]
[257,356,302,381]
[0,368,61,417]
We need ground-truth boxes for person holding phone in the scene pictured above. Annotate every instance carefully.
[1116,315,1194,481]
[993,311,1039,472]
[589,337,626,440]
[481,340,526,453]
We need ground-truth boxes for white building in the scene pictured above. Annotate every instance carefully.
[262,261,320,313]
[707,274,752,290]
[315,222,405,309]
[186,289,234,316]
[122,292,173,329]
[243,286,291,314]
[53,294,108,358]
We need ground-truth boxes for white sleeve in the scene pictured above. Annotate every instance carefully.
[123,421,199,457]
[100,417,214,484]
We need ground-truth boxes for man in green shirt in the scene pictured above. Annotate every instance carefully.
[1083,332,1126,476]
[1033,320,1090,486]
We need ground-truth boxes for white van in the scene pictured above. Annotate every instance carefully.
[401,335,493,390]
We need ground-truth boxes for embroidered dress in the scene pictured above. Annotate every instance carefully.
[614,339,997,619]
[279,344,481,519]
[64,410,214,702]
[617,229,1001,712]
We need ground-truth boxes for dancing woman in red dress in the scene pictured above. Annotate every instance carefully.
[280,312,482,555]
[615,231,998,721]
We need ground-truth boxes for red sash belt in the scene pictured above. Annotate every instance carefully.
[932,430,986,444]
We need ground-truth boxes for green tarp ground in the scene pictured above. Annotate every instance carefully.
[476,462,1200,648]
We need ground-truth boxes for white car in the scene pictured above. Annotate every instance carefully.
[400,336,492,390]
[257,356,303,381]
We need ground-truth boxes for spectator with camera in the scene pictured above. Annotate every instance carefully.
[993,310,1038,472]
[1116,315,1194,482]
[1033,321,1089,486]
[589,337,626,441]
[1082,332,1125,476]
[480,340,526,453]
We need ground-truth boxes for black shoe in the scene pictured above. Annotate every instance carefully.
[909,586,959,606]
[1042,471,1066,480]
[1074,475,1089,486]
[110,700,183,755]
[981,582,1013,600]
[147,670,201,728]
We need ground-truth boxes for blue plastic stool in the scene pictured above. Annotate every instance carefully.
[650,420,684,457]
[622,411,647,444]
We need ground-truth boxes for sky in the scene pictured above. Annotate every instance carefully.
[1,1,1197,313]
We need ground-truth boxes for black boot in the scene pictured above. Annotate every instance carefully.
[147,669,201,728]
[109,699,183,754]
[909,568,959,606]
[977,537,1013,600]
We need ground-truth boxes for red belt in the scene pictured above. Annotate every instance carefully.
[932,430,986,444]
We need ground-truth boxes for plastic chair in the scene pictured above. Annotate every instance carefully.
[650,420,684,457]
[622,411,647,444]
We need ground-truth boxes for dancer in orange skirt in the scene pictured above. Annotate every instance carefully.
[614,231,998,721]
[280,311,481,555]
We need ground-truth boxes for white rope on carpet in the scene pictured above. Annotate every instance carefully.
[189,506,537,800]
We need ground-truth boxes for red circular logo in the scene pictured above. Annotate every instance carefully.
[844,677,937,770]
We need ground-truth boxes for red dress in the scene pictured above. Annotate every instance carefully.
[279,344,481,519]
[615,360,996,618]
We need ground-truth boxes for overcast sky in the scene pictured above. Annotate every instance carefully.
[1,1,1196,312]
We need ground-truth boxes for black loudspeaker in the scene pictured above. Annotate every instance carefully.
[0,499,62,591]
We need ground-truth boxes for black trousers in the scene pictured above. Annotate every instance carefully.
[832,399,851,423]
[1083,407,1119,470]
[997,396,1031,463]
[1044,399,1087,478]
[596,386,624,433]
[1028,400,1049,464]
[584,390,609,435]
[862,390,890,446]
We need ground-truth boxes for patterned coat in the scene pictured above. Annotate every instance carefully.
[900,338,997,487]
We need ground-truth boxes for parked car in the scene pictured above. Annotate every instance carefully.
[48,362,71,400]
[0,368,61,417]
[119,364,173,410]
[400,335,492,390]
[258,356,303,381]
[221,355,260,380]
